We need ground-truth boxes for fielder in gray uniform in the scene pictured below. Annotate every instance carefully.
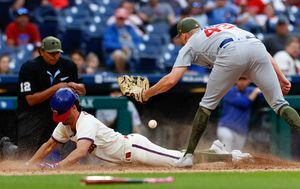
[141,17,300,166]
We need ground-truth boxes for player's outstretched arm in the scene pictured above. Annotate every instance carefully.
[27,137,58,165]
[57,139,92,167]
[143,67,188,101]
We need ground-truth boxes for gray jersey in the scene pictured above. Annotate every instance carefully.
[173,23,256,68]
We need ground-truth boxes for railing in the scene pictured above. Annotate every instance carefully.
[269,96,300,159]
[0,96,132,135]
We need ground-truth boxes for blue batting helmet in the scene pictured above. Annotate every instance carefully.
[50,88,79,122]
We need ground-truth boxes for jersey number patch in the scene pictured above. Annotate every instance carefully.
[20,82,31,92]
[204,23,235,37]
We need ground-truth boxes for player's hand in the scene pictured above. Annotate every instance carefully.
[38,162,59,169]
[56,82,68,89]
[117,75,150,103]
[67,82,82,95]
[174,153,193,168]
[279,78,291,95]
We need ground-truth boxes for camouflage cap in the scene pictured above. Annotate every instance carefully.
[41,36,63,53]
[177,17,201,36]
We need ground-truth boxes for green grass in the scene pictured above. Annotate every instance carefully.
[1,171,300,189]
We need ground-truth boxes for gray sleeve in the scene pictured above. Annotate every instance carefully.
[173,46,192,68]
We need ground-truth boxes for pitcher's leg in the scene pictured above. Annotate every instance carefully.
[248,45,300,134]
[129,134,183,167]
[186,63,245,155]
[200,64,244,110]
[247,56,288,113]
[278,105,300,134]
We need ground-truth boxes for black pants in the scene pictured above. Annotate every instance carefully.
[17,112,55,159]
[0,111,17,142]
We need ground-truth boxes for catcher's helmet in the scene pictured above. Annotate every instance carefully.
[50,88,79,122]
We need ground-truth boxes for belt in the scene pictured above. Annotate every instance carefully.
[219,38,233,48]
[245,35,256,40]
[219,36,257,49]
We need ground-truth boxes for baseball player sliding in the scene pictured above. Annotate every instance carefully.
[27,88,188,168]
[118,17,300,167]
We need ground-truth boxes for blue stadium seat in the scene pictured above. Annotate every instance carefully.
[162,43,180,69]
[38,16,59,38]
[134,43,166,72]
[142,34,163,47]
[61,28,83,54]
[83,14,106,38]
[0,33,13,55]
[10,45,33,74]
[85,36,104,63]
[134,57,159,73]
[148,23,170,35]
[139,45,161,58]
[62,5,91,29]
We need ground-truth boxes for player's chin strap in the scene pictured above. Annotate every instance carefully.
[184,106,211,156]
[278,105,300,134]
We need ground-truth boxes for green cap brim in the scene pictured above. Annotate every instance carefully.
[45,49,63,53]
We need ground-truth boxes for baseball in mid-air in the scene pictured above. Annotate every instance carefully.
[148,120,157,129]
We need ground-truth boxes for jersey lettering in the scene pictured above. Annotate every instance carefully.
[20,82,31,92]
[204,23,235,37]
[204,27,221,37]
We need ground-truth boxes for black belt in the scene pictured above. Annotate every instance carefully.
[219,36,257,49]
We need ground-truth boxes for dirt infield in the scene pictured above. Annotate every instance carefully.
[1,154,300,176]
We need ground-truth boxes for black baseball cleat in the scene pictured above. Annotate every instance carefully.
[0,137,10,146]
[0,137,10,160]
[0,137,18,159]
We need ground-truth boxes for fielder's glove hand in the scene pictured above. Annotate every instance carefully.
[117,75,150,103]
[38,162,59,169]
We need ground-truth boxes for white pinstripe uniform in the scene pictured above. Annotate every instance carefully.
[52,111,183,166]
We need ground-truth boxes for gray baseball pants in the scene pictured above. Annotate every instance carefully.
[200,39,288,113]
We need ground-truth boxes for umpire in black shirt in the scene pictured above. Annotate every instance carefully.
[17,36,86,158]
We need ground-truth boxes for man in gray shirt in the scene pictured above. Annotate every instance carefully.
[138,0,176,25]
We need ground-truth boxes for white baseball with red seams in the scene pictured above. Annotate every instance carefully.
[52,111,184,167]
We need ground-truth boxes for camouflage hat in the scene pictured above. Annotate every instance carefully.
[41,36,63,53]
[177,17,201,36]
